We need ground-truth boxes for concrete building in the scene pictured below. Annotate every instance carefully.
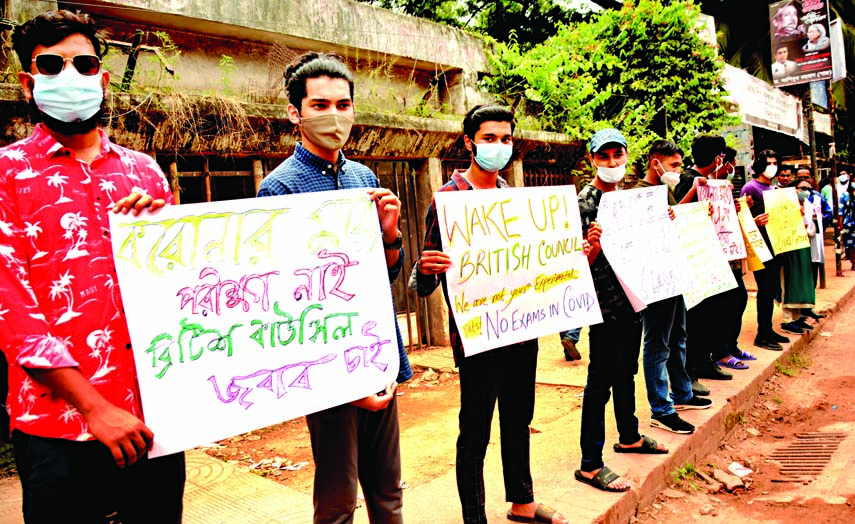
[0,0,586,348]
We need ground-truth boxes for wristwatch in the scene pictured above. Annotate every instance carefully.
[383,231,403,251]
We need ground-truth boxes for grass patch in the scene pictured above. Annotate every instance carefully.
[670,462,696,483]
[775,349,813,377]
[772,396,784,405]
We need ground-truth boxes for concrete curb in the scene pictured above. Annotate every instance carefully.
[604,282,855,524]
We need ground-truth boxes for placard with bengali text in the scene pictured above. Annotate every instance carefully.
[109,190,400,457]
[736,197,774,271]
[697,179,747,261]
[434,186,602,357]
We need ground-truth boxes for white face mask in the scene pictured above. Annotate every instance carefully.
[596,163,626,183]
[764,165,778,178]
[32,68,104,123]
[655,159,681,188]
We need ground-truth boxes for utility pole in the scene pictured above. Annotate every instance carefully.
[827,82,844,277]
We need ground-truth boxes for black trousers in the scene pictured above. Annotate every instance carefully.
[306,397,403,524]
[12,430,185,524]
[456,340,538,524]
[753,254,784,338]
[580,319,643,472]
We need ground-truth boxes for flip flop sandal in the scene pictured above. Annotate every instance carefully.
[574,466,631,492]
[507,503,562,523]
[613,435,668,454]
[717,356,748,370]
[733,348,757,361]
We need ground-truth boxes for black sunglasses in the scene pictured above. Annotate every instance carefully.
[797,186,812,191]
[32,54,101,76]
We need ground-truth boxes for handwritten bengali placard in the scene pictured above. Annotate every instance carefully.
[109,190,399,457]
[697,180,747,261]
[763,187,811,255]
[434,186,602,357]
[597,185,690,311]
[736,197,773,271]
[672,202,738,309]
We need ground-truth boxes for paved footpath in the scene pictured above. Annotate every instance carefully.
[2,246,853,524]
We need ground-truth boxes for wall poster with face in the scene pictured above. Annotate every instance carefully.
[769,0,833,87]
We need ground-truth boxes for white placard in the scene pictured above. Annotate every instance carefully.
[697,179,748,261]
[672,201,738,310]
[109,190,399,457]
[435,186,602,357]
[598,185,690,311]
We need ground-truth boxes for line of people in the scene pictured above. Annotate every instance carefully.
[0,9,837,524]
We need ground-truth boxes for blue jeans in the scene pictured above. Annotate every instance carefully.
[641,295,693,418]
[561,328,581,344]
[12,430,185,524]
[580,319,643,472]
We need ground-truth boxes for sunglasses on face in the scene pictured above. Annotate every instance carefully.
[797,186,812,191]
[32,54,101,76]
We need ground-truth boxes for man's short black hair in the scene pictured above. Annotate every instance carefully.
[723,146,737,164]
[12,10,107,70]
[463,105,515,140]
[778,165,795,175]
[648,139,684,160]
[690,134,726,167]
[284,52,355,111]
[752,149,779,177]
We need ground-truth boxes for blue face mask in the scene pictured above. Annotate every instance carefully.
[32,67,104,123]
[473,142,513,172]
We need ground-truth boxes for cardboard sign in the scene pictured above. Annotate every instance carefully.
[697,179,747,260]
[434,186,602,357]
[598,185,690,311]
[764,187,811,254]
[736,197,774,271]
[672,202,738,309]
[110,190,400,457]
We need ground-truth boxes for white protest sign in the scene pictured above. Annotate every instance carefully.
[109,190,399,457]
[697,179,747,261]
[736,197,774,271]
[672,202,738,310]
[435,186,602,357]
[598,185,690,311]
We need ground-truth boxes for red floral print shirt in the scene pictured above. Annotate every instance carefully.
[0,124,173,440]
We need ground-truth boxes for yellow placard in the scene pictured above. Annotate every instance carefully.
[736,197,772,271]
[763,188,810,255]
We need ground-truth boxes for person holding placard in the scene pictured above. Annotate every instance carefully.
[775,165,795,189]
[256,52,413,524]
[672,135,743,382]
[777,181,818,335]
[0,10,185,523]
[572,129,668,493]
[796,166,828,321]
[412,105,568,524]
[635,141,712,436]
[740,150,790,351]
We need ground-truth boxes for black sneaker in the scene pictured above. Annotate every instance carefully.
[802,310,826,321]
[694,361,733,381]
[691,378,710,397]
[794,318,814,331]
[780,322,805,335]
[674,396,713,410]
[754,337,783,351]
[771,330,790,343]
[651,413,695,434]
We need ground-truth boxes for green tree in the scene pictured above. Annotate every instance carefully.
[357,0,593,48]
[484,0,736,158]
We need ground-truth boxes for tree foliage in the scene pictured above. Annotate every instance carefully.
[483,0,737,159]
[356,0,592,49]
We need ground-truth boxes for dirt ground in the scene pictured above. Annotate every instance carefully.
[203,369,582,495]
[636,306,855,524]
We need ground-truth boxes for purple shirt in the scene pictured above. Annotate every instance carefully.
[740,178,773,249]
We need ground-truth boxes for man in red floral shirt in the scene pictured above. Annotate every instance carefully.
[0,11,184,523]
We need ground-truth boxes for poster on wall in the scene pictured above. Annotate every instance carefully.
[110,190,401,457]
[770,0,833,87]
